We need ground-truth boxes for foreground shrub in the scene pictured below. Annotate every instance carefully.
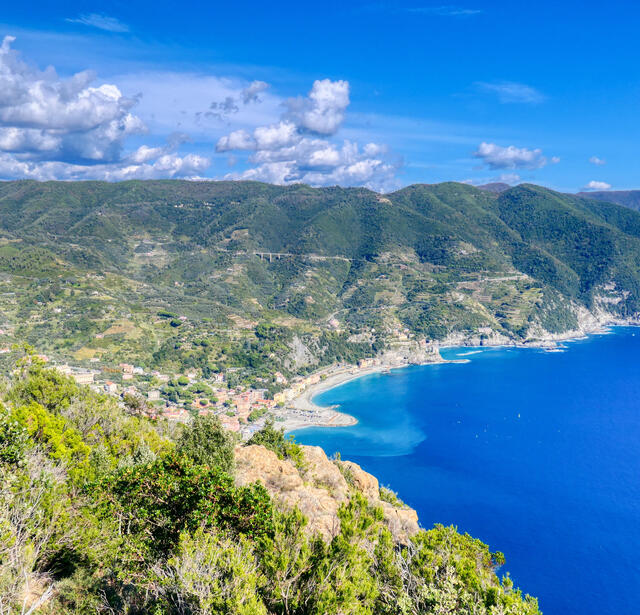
[96,453,274,559]
[177,414,235,473]
[154,529,267,615]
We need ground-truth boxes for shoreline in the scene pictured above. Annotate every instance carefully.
[279,318,639,433]
[277,364,397,432]
[280,355,458,433]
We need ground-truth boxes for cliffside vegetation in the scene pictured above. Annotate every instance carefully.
[0,180,639,388]
[0,353,540,614]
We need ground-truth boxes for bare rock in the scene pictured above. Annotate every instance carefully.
[234,444,420,543]
[301,446,350,499]
[380,502,420,543]
[235,444,340,538]
[338,460,380,500]
[235,444,303,493]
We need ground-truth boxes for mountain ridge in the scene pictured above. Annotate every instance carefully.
[0,179,639,391]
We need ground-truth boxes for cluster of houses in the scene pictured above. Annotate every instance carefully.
[50,360,283,435]
[7,323,445,440]
[194,387,278,433]
[273,371,324,404]
[32,325,443,439]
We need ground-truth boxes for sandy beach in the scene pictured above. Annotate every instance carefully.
[291,365,391,412]
[278,356,450,432]
[275,365,389,432]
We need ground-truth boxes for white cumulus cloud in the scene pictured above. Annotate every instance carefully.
[216,129,255,152]
[0,36,211,181]
[0,36,144,162]
[128,144,166,164]
[583,180,611,191]
[0,41,396,187]
[216,79,397,190]
[254,121,299,150]
[589,156,606,166]
[285,79,350,135]
[473,142,551,170]
[0,151,209,181]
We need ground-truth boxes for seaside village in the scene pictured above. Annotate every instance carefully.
[19,336,443,438]
[35,358,278,438]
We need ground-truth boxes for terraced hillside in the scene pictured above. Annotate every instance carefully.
[0,179,638,388]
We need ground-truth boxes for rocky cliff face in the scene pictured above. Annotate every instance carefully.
[234,444,419,543]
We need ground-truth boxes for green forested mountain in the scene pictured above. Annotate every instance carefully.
[0,179,639,383]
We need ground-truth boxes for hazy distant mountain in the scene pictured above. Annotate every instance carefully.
[577,190,640,211]
[476,182,512,193]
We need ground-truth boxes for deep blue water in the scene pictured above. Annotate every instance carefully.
[292,327,640,615]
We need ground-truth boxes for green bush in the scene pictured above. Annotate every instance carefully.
[379,486,407,509]
[248,406,268,422]
[0,405,29,464]
[9,357,81,412]
[96,453,274,556]
[176,414,235,473]
[12,401,90,476]
[154,529,268,614]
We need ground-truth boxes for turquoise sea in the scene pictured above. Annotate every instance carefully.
[292,327,640,614]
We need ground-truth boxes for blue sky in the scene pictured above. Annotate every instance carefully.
[0,1,638,191]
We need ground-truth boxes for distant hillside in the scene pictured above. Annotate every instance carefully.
[577,190,640,211]
[0,179,639,384]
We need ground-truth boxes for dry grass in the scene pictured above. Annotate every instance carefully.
[102,320,141,339]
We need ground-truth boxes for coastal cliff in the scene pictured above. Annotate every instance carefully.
[1,358,541,614]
